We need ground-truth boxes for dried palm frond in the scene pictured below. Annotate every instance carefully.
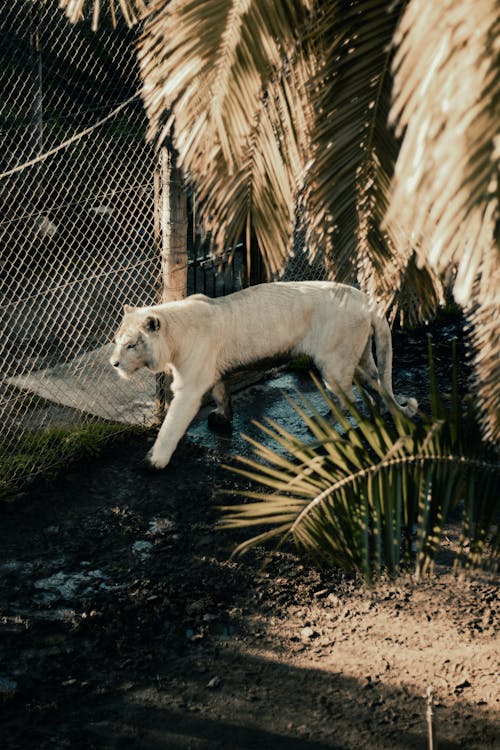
[138,0,312,275]
[387,0,499,303]
[304,1,406,296]
[59,0,151,28]
[386,0,500,440]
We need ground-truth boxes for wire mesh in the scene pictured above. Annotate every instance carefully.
[0,1,170,491]
[0,1,320,494]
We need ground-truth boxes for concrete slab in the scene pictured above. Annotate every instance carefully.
[7,344,157,426]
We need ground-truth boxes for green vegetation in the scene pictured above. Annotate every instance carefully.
[221,343,499,583]
[0,422,143,500]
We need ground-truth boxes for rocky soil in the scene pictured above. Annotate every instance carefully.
[0,430,498,750]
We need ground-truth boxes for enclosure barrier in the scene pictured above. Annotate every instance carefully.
[0,1,322,495]
[0,1,250,494]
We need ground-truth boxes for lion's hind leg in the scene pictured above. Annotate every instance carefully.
[316,333,376,419]
[207,380,233,434]
[316,354,357,411]
[355,336,383,406]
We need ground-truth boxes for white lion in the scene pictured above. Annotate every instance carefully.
[110,281,417,469]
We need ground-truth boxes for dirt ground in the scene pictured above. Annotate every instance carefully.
[1,321,499,749]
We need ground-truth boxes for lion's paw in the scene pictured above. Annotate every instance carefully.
[142,448,170,472]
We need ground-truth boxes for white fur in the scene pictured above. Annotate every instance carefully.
[110,281,417,469]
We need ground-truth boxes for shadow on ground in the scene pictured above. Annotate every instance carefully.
[1,318,497,749]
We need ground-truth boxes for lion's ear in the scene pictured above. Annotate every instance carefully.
[144,315,161,333]
[123,304,136,314]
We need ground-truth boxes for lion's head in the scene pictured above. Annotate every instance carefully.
[110,305,164,379]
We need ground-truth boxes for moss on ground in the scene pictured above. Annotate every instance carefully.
[0,422,144,501]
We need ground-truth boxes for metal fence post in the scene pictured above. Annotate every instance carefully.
[154,147,188,415]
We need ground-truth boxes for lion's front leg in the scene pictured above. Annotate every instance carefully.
[147,387,204,469]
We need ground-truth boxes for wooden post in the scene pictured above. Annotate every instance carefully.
[154,147,188,415]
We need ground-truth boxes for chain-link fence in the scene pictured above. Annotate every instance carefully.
[0,0,328,495]
[0,1,252,494]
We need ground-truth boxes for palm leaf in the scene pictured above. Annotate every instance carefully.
[386,0,500,439]
[138,0,312,275]
[221,349,499,583]
[387,0,499,303]
[303,2,408,301]
[59,0,150,28]
[465,294,500,443]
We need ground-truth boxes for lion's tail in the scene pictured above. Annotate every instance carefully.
[372,313,418,418]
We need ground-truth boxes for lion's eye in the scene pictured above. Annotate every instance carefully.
[127,343,136,349]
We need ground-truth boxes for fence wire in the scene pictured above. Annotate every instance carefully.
[0,1,322,494]
[0,1,173,491]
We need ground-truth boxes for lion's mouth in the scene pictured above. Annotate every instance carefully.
[115,366,136,380]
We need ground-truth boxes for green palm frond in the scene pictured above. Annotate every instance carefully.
[390,253,445,327]
[221,349,499,583]
[304,0,447,326]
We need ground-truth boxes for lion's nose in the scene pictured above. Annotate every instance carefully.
[110,359,120,368]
